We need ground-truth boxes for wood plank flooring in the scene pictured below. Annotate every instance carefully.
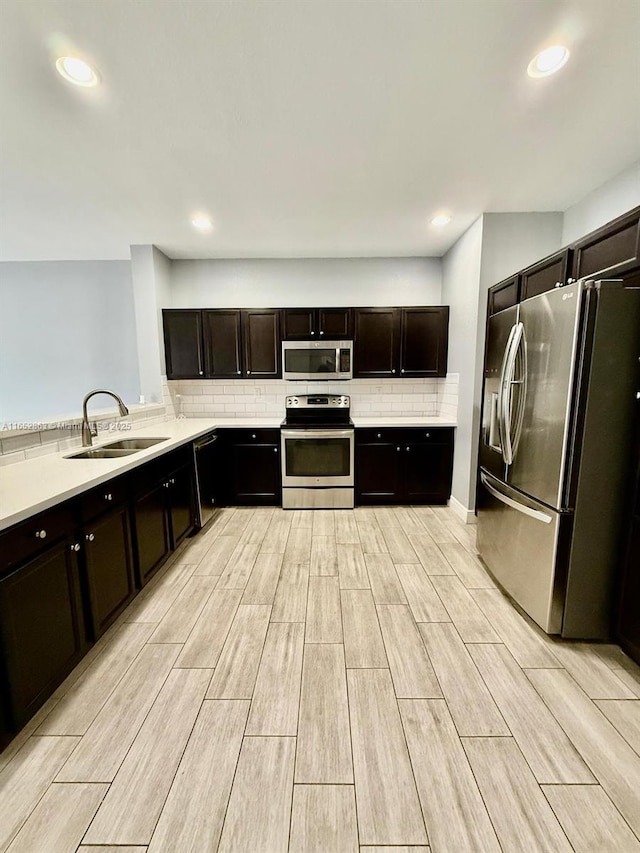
[1,505,639,852]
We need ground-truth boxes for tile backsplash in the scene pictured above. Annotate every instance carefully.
[168,374,458,420]
[0,375,457,466]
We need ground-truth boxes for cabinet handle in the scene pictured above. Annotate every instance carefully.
[35,529,47,539]
[86,533,95,542]
[554,281,563,288]
[406,446,410,452]
[311,331,315,336]
[170,478,176,485]
[199,370,204,376]
[70,543,80,552]
[104,493,112,501]
[319,330,324,335]
[425,432,430,438]
[252,434,257,439]
[567,277,575,284]
[377,433,382,438]
[274,447,278,453]
[396,446,401,451]
[163,482,170,489]
[401,368,405,374]
[237,370,241,375]
[391,369,396,374]
[247,370,251,374]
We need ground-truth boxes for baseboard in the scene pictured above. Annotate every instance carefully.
[448,496,476,525]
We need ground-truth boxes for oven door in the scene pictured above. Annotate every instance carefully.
[281,429,354,487]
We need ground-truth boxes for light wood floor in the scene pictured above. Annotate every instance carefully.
[1,505,640,853]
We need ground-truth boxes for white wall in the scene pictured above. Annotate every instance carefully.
[168,257,442,308]
[0,260,139,423]
[562,159,640,245]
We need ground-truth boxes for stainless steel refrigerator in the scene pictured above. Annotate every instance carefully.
[477,279,640,638]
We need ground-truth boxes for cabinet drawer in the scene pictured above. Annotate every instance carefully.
[356,427,454,445]
[521,250,572,300]
[1,505,75,574]
[574,215,640,279]
[130,446,193,495]
[79,476,129,522]
[219,428,280,445]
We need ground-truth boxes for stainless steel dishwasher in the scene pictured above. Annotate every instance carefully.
[193,432,218,529]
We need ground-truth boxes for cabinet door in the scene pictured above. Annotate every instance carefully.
[402,441,454,504]
[132,484,171,587]
[162,310,205,379]
[242,310,281,378]
[353,308,400,378]
[356,442,402,504]
[0,541,86,728]
[488,276,520,316]
[83,507,136,639]
[318,308,352,339]
[282,309,317,340]
[617,517,640,664]
[520,250,572,301]
[203,310,243,378]
[168,463,196,547]
[230,442,281,505]
[573,210,640,279]
[400,307,449,378]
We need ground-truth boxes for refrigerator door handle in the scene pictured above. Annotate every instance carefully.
[480,472,553,524]
[500,322,524,465]
[510,325,528,457]
[497,323,518,461]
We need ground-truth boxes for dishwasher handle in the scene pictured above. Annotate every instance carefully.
[195,435,218,451]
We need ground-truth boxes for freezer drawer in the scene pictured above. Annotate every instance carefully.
[477,472,568,634]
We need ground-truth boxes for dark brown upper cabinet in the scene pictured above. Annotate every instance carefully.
[488,275,520,316]
[400,307,449,378]
[203,310,243,378]
[573,208,640,280]
[163,310,205,379]
[354,307,449,379]
[353,308,401,378]
[282,307,352,340]
[242,309,281,378]
[520,249,573,301]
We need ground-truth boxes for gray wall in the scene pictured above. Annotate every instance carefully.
[168,257,442,308]
[443,213,564,514]
[0,260,139,423]
[562,159,640,245]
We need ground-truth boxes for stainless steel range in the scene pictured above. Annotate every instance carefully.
[281,394,354,509]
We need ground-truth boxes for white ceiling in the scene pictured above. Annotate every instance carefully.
[1,0,639,261]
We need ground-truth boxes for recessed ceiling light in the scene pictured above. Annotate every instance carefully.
[431,214,452,227]
[55,56,98,87]
[527,45,570,78]
[191,216,213,232]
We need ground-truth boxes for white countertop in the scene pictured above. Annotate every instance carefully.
[351,416,456,428]
[0,414,456,531]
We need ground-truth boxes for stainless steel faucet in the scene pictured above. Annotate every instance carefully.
[81,389,130,446]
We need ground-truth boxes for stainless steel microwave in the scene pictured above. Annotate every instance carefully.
[282,340,353,381]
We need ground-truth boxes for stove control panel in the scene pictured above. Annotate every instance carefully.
[285,394,350,409]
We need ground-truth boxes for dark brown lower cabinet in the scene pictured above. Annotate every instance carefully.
[0,539,87,729]
[222,430,281,505]
[356,427,454,505]
[617,518,640,664]
[82,506,136,639]
[355,440,403,502]
[167,463,196,547]
[131,482,171,587]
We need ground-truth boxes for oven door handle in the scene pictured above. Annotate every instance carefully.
[281,429,354,440]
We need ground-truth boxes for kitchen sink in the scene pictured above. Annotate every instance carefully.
[66,437,169,459]
[102,437,169,450]
[67,448,140,459]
